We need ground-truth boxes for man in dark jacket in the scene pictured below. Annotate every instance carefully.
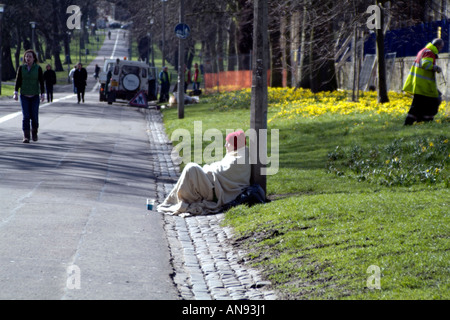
[159,66,171,103]
[73,62,87,103]
[43,64,57,103]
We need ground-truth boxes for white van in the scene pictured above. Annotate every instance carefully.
[98,58,157,104]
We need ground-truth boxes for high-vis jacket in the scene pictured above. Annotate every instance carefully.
[402,43,440,98]
[194,68,202,83]
[159,70,171,85]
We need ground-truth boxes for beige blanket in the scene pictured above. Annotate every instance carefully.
[157,147,250,216]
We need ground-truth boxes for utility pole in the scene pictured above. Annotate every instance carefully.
[161,0,167,67]
[250,0,269,194]
[177,0,185,119]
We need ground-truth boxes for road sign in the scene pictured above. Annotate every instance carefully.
[174,23,190,39]
[129,90,148,107]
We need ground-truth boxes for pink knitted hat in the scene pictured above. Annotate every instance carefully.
[226,130,246,151]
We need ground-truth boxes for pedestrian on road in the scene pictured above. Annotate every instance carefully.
[94,64,101,80]
[73,62,87,104]
[43,64,56,103]
[403,38,444,125]
[13,49,45,143]
[159,66,171,103]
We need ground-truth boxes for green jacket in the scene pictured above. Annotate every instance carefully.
[15,64,45,96]
[402,43,439,98]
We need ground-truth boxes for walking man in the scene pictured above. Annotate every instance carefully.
[73,62,87,103]
[403,38,444,125]
[43,64,56,103]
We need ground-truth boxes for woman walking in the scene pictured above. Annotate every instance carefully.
[13,49,45,143]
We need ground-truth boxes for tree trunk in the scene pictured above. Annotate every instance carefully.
[2,44,16,81]
[52,3,64,72]
[14,28,21,70]
[237,0,253,70]
[309,25,318,93]
[250,0,269,194]
[227,18,237,71]
[270,9,283,87]
[296,2,307,88]
[53,42,64,71]
[280,15,289,87]
[352,25,358,101]
[217,14,225,72]
[376,2,389,103]
[290,10,300,87]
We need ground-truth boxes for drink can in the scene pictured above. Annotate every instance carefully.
[147,199,155,210]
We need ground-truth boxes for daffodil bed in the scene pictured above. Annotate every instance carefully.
[207,87,449,122]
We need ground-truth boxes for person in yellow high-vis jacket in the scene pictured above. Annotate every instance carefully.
[403,38,444,125]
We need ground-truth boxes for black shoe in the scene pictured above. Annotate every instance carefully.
[23,130,30,143]
[32,129,38,142]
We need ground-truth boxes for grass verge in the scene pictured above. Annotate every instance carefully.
[161,90,449,300]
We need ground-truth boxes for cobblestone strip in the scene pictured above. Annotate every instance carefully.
[144,108,276,300]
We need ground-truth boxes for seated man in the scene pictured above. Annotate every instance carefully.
[157,130,250,216]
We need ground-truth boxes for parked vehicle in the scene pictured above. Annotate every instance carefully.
[108,22,122,29]
[98,58,158,105]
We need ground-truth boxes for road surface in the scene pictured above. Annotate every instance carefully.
[0,29,179,300]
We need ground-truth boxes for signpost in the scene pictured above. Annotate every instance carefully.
[176,0,188,119]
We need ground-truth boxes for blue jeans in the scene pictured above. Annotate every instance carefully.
[20,95,40,131]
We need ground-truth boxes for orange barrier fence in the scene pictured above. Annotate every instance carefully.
[204,70,271,92]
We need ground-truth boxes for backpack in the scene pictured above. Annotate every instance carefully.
[222,184,268,211]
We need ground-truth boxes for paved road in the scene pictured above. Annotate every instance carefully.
[0,29,179,299]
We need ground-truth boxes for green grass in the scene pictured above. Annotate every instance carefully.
[162,93,449,300]
[1,84,15,97]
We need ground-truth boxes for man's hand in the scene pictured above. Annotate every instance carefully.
[13,92,18,101]
[434,65,442,73]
